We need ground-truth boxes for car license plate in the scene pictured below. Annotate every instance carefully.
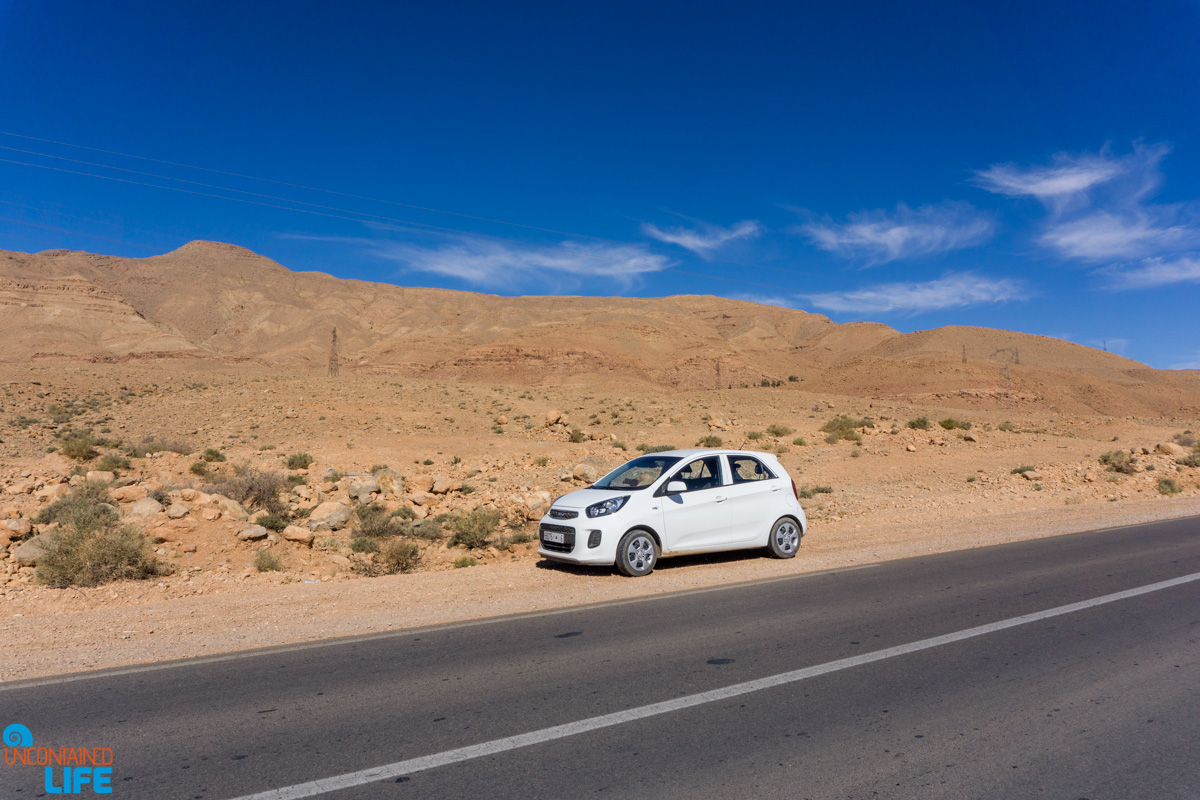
[544,531,565,544]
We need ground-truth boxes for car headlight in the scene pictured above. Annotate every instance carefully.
[586,496,629,518]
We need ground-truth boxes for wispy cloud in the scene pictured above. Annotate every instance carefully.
[641,219,762,257]
[1100,254,1200,290]
[799,202,993,264]
[976,143,1200,262]
[292,233,672,288]
[801,272,1026,315]
[1169,352,1200,370]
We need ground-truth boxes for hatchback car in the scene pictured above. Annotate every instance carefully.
[537,449,807,576]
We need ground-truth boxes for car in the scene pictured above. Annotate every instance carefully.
[537,449,807,576]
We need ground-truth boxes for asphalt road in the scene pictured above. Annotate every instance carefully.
[3,515,1198,800]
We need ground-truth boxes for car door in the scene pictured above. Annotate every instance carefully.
[723,454,783,542]
[659,455,732,552]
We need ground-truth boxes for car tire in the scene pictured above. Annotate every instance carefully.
[616,529,659,577]
[767,517,801,559]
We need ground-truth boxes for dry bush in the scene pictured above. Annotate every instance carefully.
[1099,450,1137,475]
[126,435,192,457]
[445,507,500,549]
[59,434,99,462]
[34,481,118,532]
[37,525,160,588]
[1157,477,1182,495]
[254,549,284,572]
[379,540,421,574]
[355,504,408,538]
[907,416,932,430]
[939,418,972,431]
[766,423,794,437]
[821,415,871,444]
[204,469,288,515]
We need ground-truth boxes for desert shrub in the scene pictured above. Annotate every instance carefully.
[36,525,160,588]
[997,421,1018,432]
[350,536,380,553]
[204,469,288,514]
[696,435,723,448]
[533,457,548,467]
[792,437,807,446]
[406,518,444,540]
[395,506,417,521]
[906,416,932,430]
[821,416,871,444]
[637,444,675,454]
[379,540,421,574]
[422,459,434,466]
[190,461,209,477]
[1099,450,1137,475]
[612,441,627,451]
[766,424,794,437]
[126,435,192,457]
[508,530,533,545]
[1157,478,1182,495]
[746,431,763,441]
[796,485,833,499]
[1010,465,1036,474]
[453,556,478,569]
[356,504,408,538]
[1178,453,1200,468]
[201,448,226,463]
[445,507,500,549]
[285,452,313,470]
[1172,431,1197,449]
[254,549,284,572]
[59,434,99,462]
[94,453,130,473]
[369,464,389,474]
[34,481,118,532]
[939,418,972,431]
[788,375,799,382]
[568,429,586,443]
[255,513,287,532]
[286,473,306,486]
[149,487,171,505]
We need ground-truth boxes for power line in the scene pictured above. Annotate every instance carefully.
[0,130,825,280]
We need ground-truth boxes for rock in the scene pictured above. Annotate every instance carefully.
[6,518,33,537]
[375,468,404,496]
[237,525,269,541]
[709,418,727,430]
[307,501,353,531]
[962,433,978,442]
[166,503,190,519]
[905,444,917,452]
[410,475,435,494]
[181,543,198,553]
[127,497,165,518]
[282,525,315,546]
[217,497,250,521]
[1021,470,1043,481]
[1084,472,1096,482]
[86,470,116,484]
[112,485,148,503]
[1157,442,1188,456]
[13,534,51,565]
[36,484,71,503]
[201,508,222,521]
[112,476,138,488]
[572,463,599,483]
[410,492,433,506]
[6,480,36,495]
[496,415,508,425]
[330,554,352,567]
[350,479,380,503]
[431,475,462,494]
[545,409,563,426]
[180,488,198,501]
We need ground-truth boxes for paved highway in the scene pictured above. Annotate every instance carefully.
[2,515,1198,799]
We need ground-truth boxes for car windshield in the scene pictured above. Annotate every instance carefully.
[593,455,682,490]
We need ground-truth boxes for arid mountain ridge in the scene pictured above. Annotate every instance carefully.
[2,241,1198,416]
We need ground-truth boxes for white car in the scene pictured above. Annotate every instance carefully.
[537,449,807,576]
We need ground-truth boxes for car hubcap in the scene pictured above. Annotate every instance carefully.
[627,535,654,571]
[775,522,799,553]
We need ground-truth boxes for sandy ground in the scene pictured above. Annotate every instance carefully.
[1,363,1198,683]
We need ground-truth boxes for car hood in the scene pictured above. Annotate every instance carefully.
[551,487,644,510]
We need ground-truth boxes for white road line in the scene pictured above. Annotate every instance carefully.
[227,570,1200,800]
[0,564,877,691]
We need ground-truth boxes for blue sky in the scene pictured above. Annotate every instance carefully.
[1,1,1198,368]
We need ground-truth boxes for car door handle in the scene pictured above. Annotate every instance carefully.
[714,496,727,503]
[771,486,783,492]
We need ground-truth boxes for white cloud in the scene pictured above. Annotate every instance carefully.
[975,153,1127,206]
[1101,254,1200,290]
[1042,211,1200,260]
[641,219,762,256]
[801,272,1026,315]
[800,202,993,264]
[1169,353,1200,370]
[370,238,673,286]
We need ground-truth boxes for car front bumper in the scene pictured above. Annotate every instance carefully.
[536,515,618,565]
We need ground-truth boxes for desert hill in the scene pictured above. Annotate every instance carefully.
[1,242,1197,416]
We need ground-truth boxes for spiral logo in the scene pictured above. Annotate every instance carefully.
[3,723,32,747]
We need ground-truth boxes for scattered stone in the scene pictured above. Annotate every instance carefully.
[127,497,165,518]
[496,415,508,425]
[6,518,33,537]
[216,497,249,521]
[307,501,353,531]
[349,479,380,503]
[1021,470,1043,481]
[237,525,269,541]
[572,463,599,483]
[410,475,435,494]
[375,468,404,496]
[1157,442,1188,456]
[13,534,52,566]
[431,475,462,494]
[905,444,917,452]
[962,433,978,443]
[112,485,148,503]
[86,470,116,484]
[545,409,563,426]
[166,503,190,519]
[282,525,315,546]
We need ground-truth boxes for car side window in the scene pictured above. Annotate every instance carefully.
[728,456,775,484]
[671,456,724,492]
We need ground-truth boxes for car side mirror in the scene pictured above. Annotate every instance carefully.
[665,480,687,494]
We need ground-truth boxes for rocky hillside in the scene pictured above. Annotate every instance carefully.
[2,242,1198,416]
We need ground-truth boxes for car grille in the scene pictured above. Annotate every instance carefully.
[539,523,576,553]
[549,508,578,520]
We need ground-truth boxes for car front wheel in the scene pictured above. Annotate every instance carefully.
[616,529,659,577]
[767,517,801,559]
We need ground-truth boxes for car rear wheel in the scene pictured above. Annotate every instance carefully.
[767,517,801,559]
[616,529,658,577]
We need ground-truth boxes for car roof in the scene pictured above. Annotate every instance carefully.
[635,448,778,460]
